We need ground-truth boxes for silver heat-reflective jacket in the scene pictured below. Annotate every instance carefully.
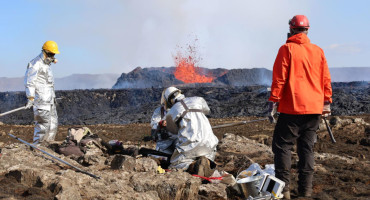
[150,106,177,155]
[25,53,56,110]
[150,106,164,130]
[166,97,219,169]
[24,53,58,143]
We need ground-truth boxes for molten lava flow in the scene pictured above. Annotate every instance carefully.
[174,54,214,83]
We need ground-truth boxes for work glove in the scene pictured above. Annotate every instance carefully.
[322,101,331,117]
[143,136,153,142]
[268,101,279,123]
[25,97,34,109]
[159,129,170,140]
[157,120,169,140]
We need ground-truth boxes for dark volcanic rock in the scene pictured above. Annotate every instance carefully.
[214,68,272,86]
[112,67,183,89]
[0,82,368,125]
[112,67,270,89]
[331,82,370,115]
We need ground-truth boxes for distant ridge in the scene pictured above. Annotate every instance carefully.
[0,77,24,92]
[112,67,271,89]
[112,66,370,89]
[329,67,370,82]
[55,74,120,90]
[0,74,120,92]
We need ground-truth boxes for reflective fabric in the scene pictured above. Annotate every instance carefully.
[25,53,58,144]
[150,106,177,154]
[33,104,58,144]
[166,97,218,169]
[150,107,162,130]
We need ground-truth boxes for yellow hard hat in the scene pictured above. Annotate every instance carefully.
[42,41,60,54]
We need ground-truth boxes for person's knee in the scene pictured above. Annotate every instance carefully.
[33,131,46,143]
[297,141,314,154]
[35,123,47,133]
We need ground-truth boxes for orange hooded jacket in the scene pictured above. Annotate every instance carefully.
[268,33,332,114]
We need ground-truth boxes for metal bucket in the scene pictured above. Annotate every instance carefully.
[237,175,262,198]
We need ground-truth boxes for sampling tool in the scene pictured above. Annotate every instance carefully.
[323,117,336,143]
[212,118,269,129]
[0,106,26,117]
[8,133,100,179]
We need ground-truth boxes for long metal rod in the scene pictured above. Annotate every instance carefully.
[8,133,100,179]
[323,117,336,144]
[0,106,26,117]
[212,118,268,129]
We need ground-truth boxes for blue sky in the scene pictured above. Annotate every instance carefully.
[0,0,369,78]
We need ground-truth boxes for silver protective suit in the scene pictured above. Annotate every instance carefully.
[150,106,177,155]
[24,53,58,144]
[166,96,219,169]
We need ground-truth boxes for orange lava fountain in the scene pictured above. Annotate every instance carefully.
[173,45,215,83]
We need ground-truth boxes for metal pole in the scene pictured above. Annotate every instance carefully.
[323,117,336,144]
[8,133,100,179]
[0,106,26,117]
[212,118,269,129]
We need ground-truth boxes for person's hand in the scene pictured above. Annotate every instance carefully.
[143,136,153,142]
[159,120,167,127]
[160,129,170,140]
[268,101,279,123]
[25,97,34,109]
[322,101,331,117]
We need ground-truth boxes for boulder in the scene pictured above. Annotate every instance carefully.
[218,133,273,163]
[110,155,158,172]
[198,183,228,199]
[130,171,201,200]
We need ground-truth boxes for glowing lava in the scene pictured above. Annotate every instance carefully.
[173,45,215,83]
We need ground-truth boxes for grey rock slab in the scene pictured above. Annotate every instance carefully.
[130,171,201,200]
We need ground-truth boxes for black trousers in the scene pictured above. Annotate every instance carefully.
[272,113,320,193]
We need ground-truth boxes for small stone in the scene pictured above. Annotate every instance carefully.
[353,118,363,123]
[329,116,341,126]
[111,155,126,169]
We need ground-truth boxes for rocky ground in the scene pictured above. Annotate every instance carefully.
[0,115,369,199]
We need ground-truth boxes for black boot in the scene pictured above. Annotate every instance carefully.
[298,190,312,197]
[282,188,291,200]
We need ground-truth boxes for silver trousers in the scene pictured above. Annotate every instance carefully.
[156,137,177,155]
[33,104,58,144]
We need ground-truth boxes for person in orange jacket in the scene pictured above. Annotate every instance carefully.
[268,15,332,199]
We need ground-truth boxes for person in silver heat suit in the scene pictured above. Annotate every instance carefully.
[24,41,60,144]
[164,87,219,169]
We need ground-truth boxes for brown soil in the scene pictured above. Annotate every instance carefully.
[0,115,369,199]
